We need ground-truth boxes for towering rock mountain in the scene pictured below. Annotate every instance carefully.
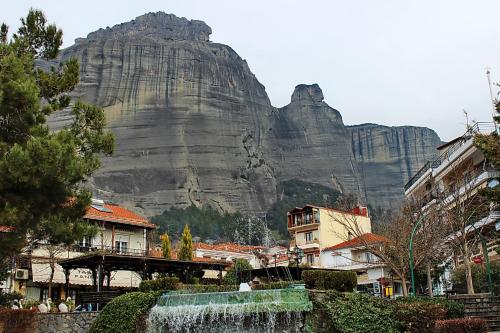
[49,12,441,215]
[347,124,442,208]
[267,84,363,197]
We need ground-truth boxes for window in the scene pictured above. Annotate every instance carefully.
[305,232,313,242]
[307,254,315,265]
[78,236,92,248]
[115,241,128,254]
[315,210,320,223]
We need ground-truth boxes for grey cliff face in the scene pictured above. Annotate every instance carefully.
[267,84,364,198]
[49,12,441,215]
[347,124,442,208]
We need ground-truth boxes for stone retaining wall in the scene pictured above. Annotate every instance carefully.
[33,312,99,333]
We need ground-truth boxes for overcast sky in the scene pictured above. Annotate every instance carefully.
[4,1,500,140]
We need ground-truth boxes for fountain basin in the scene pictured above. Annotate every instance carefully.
[147,288,312,333]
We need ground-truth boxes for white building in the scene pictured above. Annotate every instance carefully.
[12,199,155,301]
[320,233,404,298]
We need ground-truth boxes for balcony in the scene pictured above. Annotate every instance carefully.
[404,122,496,193]
[72,245,148,257]
[442,169,500,206]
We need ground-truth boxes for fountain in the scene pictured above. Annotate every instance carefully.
[146,286,312,332]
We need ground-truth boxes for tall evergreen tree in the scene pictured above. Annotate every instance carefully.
[178,225,193,261]
[0,10,114,266]
[160,232,172,259]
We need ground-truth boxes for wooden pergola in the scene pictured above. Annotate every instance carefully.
[58,254,231,294]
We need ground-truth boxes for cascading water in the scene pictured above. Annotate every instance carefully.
[146,287,312,333]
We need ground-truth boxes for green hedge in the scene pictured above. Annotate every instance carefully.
[394,301,447,333]
[252,281,299,290]
[435,318,488,333]
[309,292,457,333]
[89,292,157,333]
[302,270,357,291]
[322,291,400,333]
[396,296,465,319]
[138,277,180,292]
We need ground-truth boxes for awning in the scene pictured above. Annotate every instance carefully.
[31,263,141,288]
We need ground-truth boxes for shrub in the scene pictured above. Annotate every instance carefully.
[435,318,488,333]
[252,281,298,290]
[323,291,400,333]
[0,309,35,333]
[302,270,357,291]
[223,259,253,285]
[89,292,157,333]
[0,291,23,307]
[397,296,464,319]
[394,301,447,333]
[451,261,500,294]
[138,276,180,292]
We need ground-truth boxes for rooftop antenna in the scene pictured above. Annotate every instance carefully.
[485,67,500,135]
[463,109,469,130]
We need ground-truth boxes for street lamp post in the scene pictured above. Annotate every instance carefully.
[287,246,304,281]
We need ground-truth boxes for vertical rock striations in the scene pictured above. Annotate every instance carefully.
[53,12,276,215]
[49,12,442,215]
[347,124,442,208]
[267,84,364,198]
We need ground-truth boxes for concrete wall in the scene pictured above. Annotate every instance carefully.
[33,312,99,333]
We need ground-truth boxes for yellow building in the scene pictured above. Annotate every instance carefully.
[287,204,371,267]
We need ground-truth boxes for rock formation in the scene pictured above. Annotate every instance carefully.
[347,124,441,208]
[49,12,442,215]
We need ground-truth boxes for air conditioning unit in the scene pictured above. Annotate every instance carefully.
[15,269,29,280]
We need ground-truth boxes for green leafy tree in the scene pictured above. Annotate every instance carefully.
[223,259,253,285]
[177,224,193,261]
[0,10,114,270]
[474,81,500,204]
[160,232,172,259]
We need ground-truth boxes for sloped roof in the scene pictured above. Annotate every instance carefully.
[84,204,155,229]
[323,233,388,251]
[194,242,265,253]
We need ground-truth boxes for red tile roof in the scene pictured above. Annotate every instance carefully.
[0,226,14,233]
[84,204,155,229]
[194,242,265,253]
[323,233,388,251]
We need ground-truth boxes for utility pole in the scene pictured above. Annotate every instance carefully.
[409,217,424,297]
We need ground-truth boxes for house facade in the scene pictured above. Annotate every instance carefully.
[11,199,155,301]
[320,233,403,298]
[404,122,500,291]
[287,205,371,267]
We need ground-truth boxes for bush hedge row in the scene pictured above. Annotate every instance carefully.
[396,296,465,319]
[252,281,298,290]
[90,292,157,333]
[138,277,180,292]
[310,291,466,333]
[435,318,488,333]
[302,270,357,291]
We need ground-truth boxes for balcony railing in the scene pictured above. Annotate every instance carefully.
[72,245,148,257]
[404,122,496,192]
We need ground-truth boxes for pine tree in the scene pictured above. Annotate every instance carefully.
[160,232,172,259]
[178,225,193,261]
[0,9,114,268]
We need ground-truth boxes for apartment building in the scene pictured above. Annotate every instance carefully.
[11,199,156,301]
[287,204,371,267]
[404,122,500,269]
